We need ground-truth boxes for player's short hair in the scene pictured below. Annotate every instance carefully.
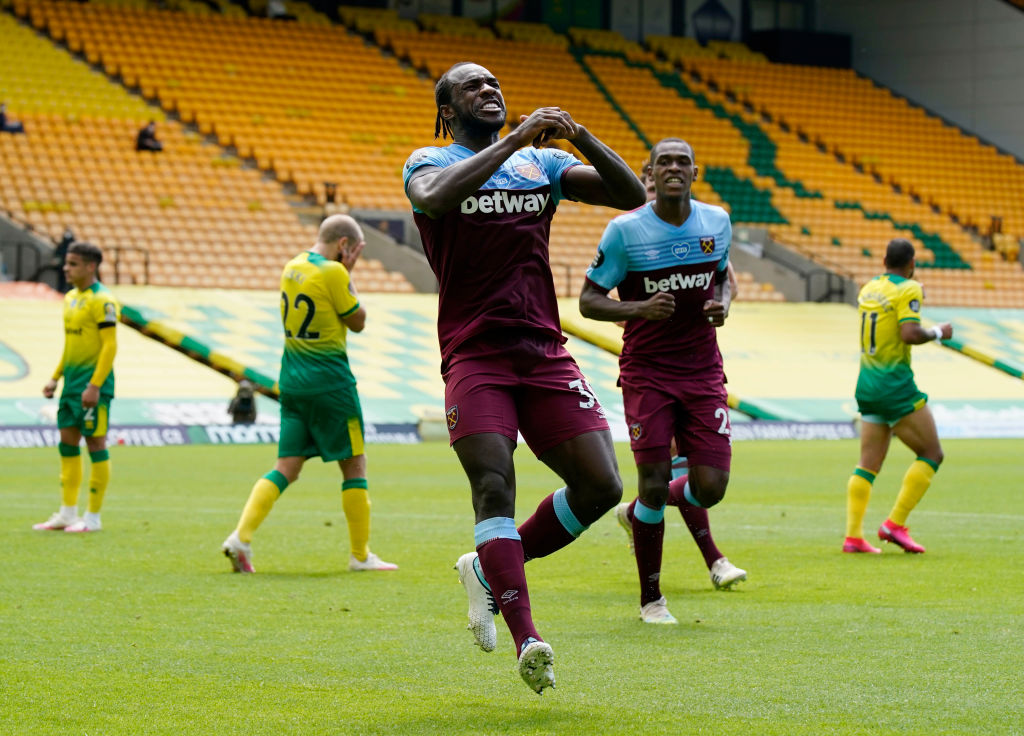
[318,214,361,245]
[68,241,102,265]
[434,61,476,140]
[649,137,694,164]
[884,238,916,269]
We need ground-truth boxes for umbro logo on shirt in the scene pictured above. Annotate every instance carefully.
[460,192,550,215]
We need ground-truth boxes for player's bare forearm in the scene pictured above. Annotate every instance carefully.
[580,282,673,322]
[714,277,732,318]
[407,135,524,218]
[900,321,952,345]
[564,127,646,210]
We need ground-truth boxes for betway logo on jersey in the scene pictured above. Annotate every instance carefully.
[461,191,550,215]
[644,271,715,293]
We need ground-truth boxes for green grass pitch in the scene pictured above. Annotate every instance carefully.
[3,439,1022,735]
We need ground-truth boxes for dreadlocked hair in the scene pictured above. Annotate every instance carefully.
[434,62,474,140]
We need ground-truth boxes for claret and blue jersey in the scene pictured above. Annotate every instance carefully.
[403,143,581,361]
[586,200,731,370]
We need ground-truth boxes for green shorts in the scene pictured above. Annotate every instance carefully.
[278,387,365,462]
[57,394,113,437]
[858,391,928,426]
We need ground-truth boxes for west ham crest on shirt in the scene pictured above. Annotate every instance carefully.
[514,163,542,181]
[700,236,715,254]
[446,405,459,430]
[629,422,643,440]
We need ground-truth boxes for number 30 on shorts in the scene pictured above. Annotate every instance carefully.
[568,378,597,409]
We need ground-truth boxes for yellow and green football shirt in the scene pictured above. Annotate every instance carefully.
[60,282,120,397]
[855,273,927,417]
[278,251,360,396]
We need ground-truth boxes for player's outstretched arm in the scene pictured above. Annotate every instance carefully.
[579,281,675,322]
[561,126,646,210]
[900,321,953,345]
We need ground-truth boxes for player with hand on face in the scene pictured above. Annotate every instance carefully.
[843,238,952,555]
[580,138,743,624]
[222,215,397,575]
[404,61,645,693]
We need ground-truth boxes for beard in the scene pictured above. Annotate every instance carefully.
[454,106,505,138]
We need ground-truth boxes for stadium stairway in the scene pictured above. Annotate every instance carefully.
[677,55,1024,242]
[353,12,785,300]
[570,43,1024,308]
[0,1,413,292]
[663,48,1024,304]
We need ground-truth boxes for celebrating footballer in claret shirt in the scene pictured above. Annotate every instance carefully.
[403,61,645,694]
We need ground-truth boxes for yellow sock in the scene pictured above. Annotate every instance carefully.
[889,458,937,526]
[87,450,111,513]
[846,467,876,539]
[58,443,82,508]
[237,470,288,544]
[342,479,370,561]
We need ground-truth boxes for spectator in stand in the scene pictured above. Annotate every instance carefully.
[136,121,162,152]
[0,102,26,134]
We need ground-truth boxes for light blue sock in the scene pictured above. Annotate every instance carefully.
[634,499,666,524]
[683,481,704,509]
[552,487,588,537]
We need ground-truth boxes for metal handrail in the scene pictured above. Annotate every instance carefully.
[106,245,151,285]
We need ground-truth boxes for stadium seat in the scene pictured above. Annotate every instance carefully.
[0,4,413,292]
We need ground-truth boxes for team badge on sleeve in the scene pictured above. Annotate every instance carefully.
[590,250,604,269]
[700,236,715,254]
[909,299,921,313]
[104,302,117,323]
[629,422,643,440]
[446,405,459,430]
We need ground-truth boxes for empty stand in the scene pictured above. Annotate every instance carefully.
[0,6,412,291]
[571,31,1024,307]
[9,2,1016,306]
[675,55,1024,244]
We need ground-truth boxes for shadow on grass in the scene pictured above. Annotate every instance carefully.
[385,701,584,736]
[236,570,349,579]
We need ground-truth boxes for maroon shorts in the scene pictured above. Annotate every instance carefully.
[621,374,731,471]
[442,331,610,456]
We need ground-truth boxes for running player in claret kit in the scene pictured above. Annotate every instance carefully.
[221,215,397,574]
[403,62,645,693]
[580,138,744,624]
[616,157,746,594]
[35,242,118,534]
[842,238,952,555]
